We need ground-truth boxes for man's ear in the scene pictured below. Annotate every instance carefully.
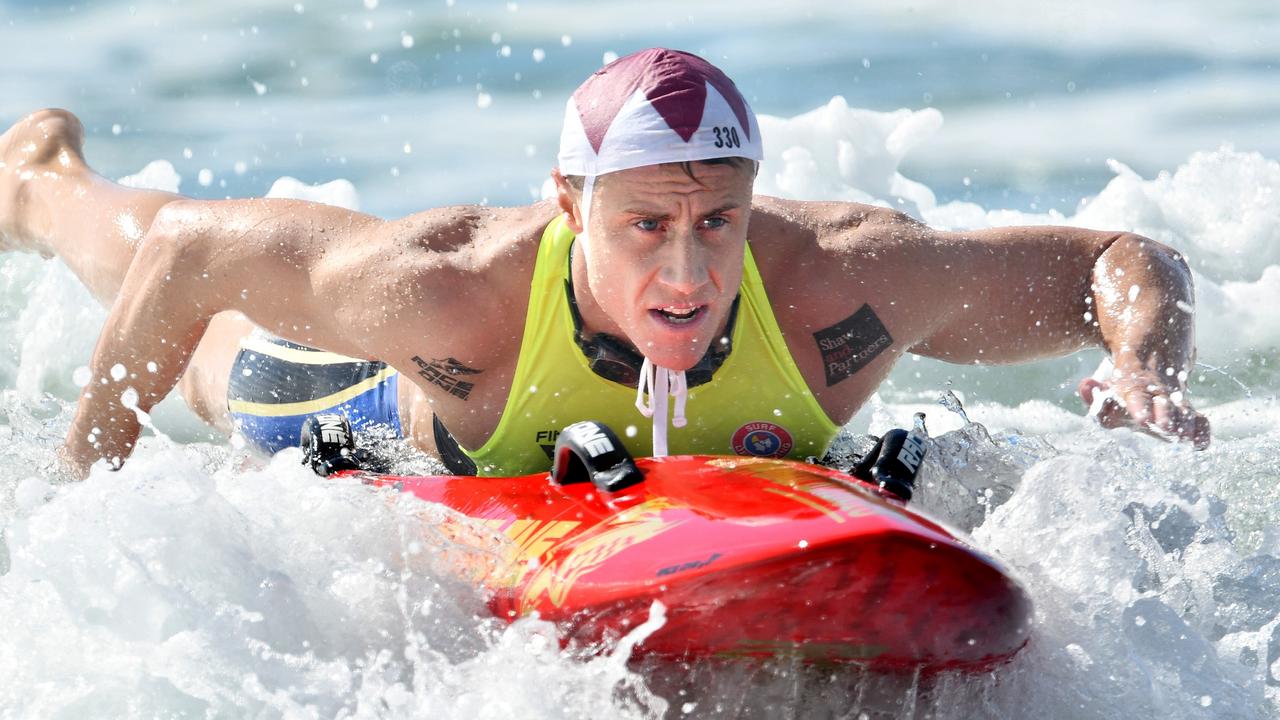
[551,168,584,234]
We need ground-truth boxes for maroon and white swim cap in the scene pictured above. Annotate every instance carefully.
[557,48,763,177]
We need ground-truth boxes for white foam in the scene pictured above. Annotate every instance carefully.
[756,97,942,217]
[266,177,361,211]
[117,160,183,194]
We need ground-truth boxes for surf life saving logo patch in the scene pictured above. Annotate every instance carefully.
[731,422,794,458]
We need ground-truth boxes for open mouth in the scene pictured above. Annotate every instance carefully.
[651,305,705,326]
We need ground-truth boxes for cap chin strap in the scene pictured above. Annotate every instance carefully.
[575,174,597,264]
[635,356,688,457]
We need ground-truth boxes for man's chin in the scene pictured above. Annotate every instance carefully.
[633,346,707,372]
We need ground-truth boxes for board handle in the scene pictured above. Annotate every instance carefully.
[551,421,645,493]
[851,413,929,501]
[300,413,362,476]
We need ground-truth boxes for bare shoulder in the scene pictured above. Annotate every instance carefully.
[748,196,926,258]
[745,197,944,421]
[746,197,932,303]
[325,201,558,357]
[344,200,554,307]
[151,195,555,365]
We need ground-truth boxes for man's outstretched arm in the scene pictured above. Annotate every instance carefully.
[62,206,220,476]
[875,213,1207,447]
[59,197,389,476]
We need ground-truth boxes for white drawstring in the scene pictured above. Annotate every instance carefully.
[635,356,689,457]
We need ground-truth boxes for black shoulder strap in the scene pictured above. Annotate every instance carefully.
[432,414,478,475]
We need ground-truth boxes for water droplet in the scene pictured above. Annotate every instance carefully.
[110,363,127,382]
[401,32,414,48]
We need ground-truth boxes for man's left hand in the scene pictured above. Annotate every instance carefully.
[1079,371,1211,450]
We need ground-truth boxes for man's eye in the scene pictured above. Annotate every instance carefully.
[636,219,660,232]
[703,216,728,230]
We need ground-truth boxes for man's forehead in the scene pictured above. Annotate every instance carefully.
[599,163,753,198]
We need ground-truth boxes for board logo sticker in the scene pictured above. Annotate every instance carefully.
[731,422,794,458]
[520,498,683,610]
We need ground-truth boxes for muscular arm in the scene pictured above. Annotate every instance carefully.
[906,222,1117,363]
[886,213,1206,445]
[62,194,532,476]
[63,198,387,476]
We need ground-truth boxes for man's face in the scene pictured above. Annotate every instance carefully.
[558,161,755,371]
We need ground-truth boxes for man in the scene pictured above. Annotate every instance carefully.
[0,48,1208,478]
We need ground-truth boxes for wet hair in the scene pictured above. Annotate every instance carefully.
[563,156,758,191]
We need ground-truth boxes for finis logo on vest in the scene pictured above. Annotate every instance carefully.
[536,429,560,459]
[731,422,794,458]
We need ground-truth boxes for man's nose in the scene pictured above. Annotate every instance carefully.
[656,231,710,295]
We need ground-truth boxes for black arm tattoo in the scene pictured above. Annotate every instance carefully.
[813,304,893,387]
[411,356,483,400]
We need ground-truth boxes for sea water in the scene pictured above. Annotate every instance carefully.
[1,1,1278,718]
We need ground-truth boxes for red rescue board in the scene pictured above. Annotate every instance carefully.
[339,455,1031,671]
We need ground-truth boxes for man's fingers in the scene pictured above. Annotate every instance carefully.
[1124,392,1153,426]
[1150,394,1176,433]
[1080,373,1211,450]
[1192,415,1211,450]
[1094,397,1130,429]
[1078,377,1103,407]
